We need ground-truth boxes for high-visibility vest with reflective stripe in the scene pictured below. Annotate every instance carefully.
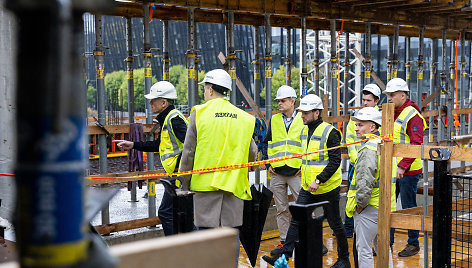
[393,105,427,172]
[159,109,188,173]
[300,122,342,195]
[268,112,304,169]
[345,138,397,217]
[190,98,255,201]
[346,105,380,164]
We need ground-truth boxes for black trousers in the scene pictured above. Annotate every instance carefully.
[281,187,350,260]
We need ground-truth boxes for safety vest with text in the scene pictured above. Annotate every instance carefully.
[345,138,397,217]
[393,105,427,172]
[300,122,342,195]
[190,98,256,201]
[159,109,188,173]
[268,112,304,169]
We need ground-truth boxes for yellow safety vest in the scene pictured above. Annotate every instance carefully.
[345,138,397,218]
[159,109,188,173]
[190,98,255,200]
[300,122,342,195]
[267,112,304,169]
[393,106,427,172]
[346,105,380,164]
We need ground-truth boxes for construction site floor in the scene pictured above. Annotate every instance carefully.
[238,229,433,267]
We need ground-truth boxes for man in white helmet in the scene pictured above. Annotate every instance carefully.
[117,81,188,236]
[263,94,350,268]
[262,85,303,254]
[384,78,426,257]
[345,107,396,268]
[344,84,381,237]
[179,69,257,232]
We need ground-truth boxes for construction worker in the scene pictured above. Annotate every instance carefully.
[344,84,381,237]
[345,107,396,268]
[263,94,350,268]
[117,81,188,236]
[385,78,427,257]
[179,69,257,231]
[262,85,303,254]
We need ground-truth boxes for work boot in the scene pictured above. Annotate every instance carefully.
[262,254,290,266]
[270,243,285,256]
[323,244,328,256]
[398,244,420,257]
[330,258,351,268]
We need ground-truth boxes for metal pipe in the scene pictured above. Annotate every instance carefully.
[162,20,170,81]
[460,33,466,138]
[392,24,399,79]
[469,42,472,134]
[364,22,372,85]
[387,35,393,81]
[10,2,90,265]
[301,17,308,96]
[254,25,261,185]
[314,30,320,95]
[226,11,236,104]
[193,18,199,104]
[405,37,411,89]
[95,15,110,224]
[417,26,424,106]
[448,39,455,140]
[330,19,337,117]
[286,28,292,86]
[143,4,154,211]
[438,30,447,142]
[429,38,438,143]
[343,33,350,134]
[265,14,272,187]
[126,17,135,123]
[187,7,197,110]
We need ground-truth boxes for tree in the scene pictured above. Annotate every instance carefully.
[261,66,301,110]
[171,65,206,106]
[86,81,97,109]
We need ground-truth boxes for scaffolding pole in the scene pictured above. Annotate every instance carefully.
[417,27,425,106]
[314,30,320,95]
[460,34,467,139]
[392,24,399,79]
[163,20,170,81]
[438,30,447,142]
[126,17,135,124]
[330,19,337,117]
[469,42,472,134]
[300,17,308,96]
[405,37,411,89]
[364,22,372,85]
[187,7,197,110]
[343,33,350,142]
[265,14,272,187]
[448,40,455,140]
[387,35,393,82]
[254,25,261,185]
[286,28,292,86]
[226,11,236,104]
[429,38,438,143]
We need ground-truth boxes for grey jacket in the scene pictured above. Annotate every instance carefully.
[179,109,258,190]
[354,145,378,209]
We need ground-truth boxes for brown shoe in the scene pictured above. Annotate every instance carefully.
[398,244,420,257]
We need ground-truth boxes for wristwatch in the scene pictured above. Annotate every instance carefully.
[315,179,320,184]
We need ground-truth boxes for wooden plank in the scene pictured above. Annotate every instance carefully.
[351,48,386,91]
[88,124,156,135]
[110,228,238,268]
[421,88,441,108]
[324,115,350,123]
[422,107,472,118]
[378,103,395,268]
[217,52,266,121]
[390,213,433,232]
[322,94,329,119]
[86,169,167,185]
[94,217,162,235]
[393,144,472,162]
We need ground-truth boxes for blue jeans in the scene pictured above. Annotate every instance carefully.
[390,174,420,246]
[282,187,349,260]
[158,190,174,236]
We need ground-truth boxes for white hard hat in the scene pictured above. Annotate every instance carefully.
[145,81,177,100]
[199,69,232,91]
[353,107,382,125]
[384,78,409,93]
[362,84,381,98]
[297,94,323,111]
[275,85,297,100]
